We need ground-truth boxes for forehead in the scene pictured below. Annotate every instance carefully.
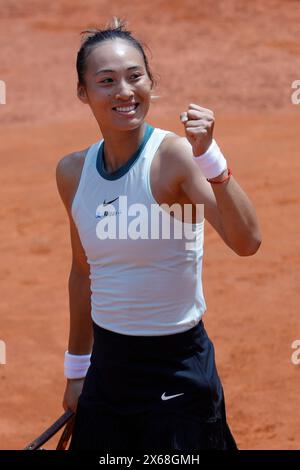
[86,38,145,73]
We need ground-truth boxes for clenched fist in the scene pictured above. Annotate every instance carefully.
[180,103,215,156]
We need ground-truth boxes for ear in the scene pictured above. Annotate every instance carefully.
[77,83,89,104]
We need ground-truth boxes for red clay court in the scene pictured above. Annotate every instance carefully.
[0,0,300,449]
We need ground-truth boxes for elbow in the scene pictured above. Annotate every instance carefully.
[235,234,262,257]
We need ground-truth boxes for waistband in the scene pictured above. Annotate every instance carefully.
[91,320,206,360]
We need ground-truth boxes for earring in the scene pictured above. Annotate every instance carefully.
[150,95,161,101]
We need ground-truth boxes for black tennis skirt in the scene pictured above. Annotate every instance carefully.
[69,319,238,451]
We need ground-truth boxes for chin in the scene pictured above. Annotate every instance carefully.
[111,117,147,131]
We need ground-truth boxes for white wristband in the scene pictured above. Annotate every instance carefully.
[64,351,91,379]
[192,139,227,179]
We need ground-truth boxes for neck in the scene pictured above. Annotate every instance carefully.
[99,123,147,173]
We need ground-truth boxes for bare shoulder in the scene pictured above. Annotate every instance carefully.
[160,132,195,163]
[158,131,200,183]
[55,147,89,214]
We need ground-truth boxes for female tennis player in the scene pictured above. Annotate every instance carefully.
[56,17,261,450]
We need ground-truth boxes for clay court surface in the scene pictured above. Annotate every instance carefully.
[1,0,300,450]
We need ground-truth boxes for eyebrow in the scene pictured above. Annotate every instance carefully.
[95,65,143,76]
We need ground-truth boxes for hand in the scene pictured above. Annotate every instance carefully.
[180,103,215,156]
[62,378,85,413]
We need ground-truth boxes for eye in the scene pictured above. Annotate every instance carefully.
[100,78,113,84]
[99,74,142,84]
[130,73,142,80]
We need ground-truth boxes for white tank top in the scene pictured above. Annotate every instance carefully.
[71,123,206,336]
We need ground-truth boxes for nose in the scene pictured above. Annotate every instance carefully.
[115,78,134,100]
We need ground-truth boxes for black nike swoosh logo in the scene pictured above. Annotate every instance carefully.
[103,197,119,206]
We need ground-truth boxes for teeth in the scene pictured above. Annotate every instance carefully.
[115,105,136,112]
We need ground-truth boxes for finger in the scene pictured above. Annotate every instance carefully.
[180,112,188,123]
[184,120,211,128]
[187,109,214,121]
[185,127,209,136]
[188,103,214,114]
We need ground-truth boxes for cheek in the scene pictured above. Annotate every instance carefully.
[139,84,152,101]
[91,88,112,104]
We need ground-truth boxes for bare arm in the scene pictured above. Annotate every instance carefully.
[67,218,93,354]
[165,136,262,256]
[56,153,93,356]
[56,152,93,412]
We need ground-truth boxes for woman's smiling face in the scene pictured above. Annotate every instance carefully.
[78,38,153,131]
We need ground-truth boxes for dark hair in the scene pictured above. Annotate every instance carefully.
[76,17,156,88]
